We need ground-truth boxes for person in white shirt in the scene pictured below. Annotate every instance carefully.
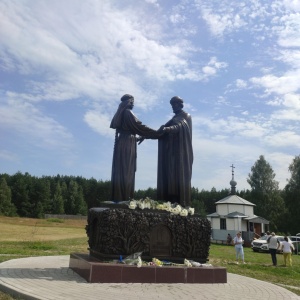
[233,232,245,264]
[267,232,280,266]
[281,236,295,267]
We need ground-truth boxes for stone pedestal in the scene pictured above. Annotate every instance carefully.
[69,205,228,284]
[69,253,227,283]
[85,205,211,263]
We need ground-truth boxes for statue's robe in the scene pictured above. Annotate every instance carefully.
[111,109,158,202]
[157,110,193,207]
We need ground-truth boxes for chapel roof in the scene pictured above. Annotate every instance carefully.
[215,164,255,206]
[245,215,270,224]
[225,211,248,218]
[215,194,255,206]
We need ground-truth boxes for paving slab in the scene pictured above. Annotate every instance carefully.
[0,256,299,300]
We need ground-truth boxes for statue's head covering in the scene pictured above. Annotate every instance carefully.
[121,94,134,102]
[110,94,134,129]
[170,96,183,104]
[170,96,184,108]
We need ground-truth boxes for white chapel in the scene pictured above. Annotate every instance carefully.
[206,166,269,245]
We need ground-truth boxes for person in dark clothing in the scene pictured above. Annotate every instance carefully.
[267,232,280,266]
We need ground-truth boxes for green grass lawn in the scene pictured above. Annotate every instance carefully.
[0,216,299,299]
[209,244,300,295]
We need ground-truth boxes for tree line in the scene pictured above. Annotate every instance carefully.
[0,155,300,234]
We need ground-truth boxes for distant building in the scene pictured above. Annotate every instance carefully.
[207,165,269,246]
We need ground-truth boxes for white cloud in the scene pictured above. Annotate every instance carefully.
[236,79,247,89]
[0,0,207,108]
[265,131,300,148]
[169,13,186,24]
[267,151,294,186]
[272,109,300,121]
[245,61,258,68]
[282,93,300,109]
[278,50,300,68]
[84,111,114,137]
[0,150,19,162]
[202,66,216,76]
[277,13,300,47]
[194,115,267,139]
[200,8,246,37]
[266,97,283,106]
[201,57,227,78]
[250,71,300,95]
[144,0,159,6]
[0,97,74,151]
[282,0,300,11]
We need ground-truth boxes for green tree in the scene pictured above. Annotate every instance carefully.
[191,199,206,217]
[65,180,87,215]
[0,177,17,216]
[284,155,300,234]
[81,178,98,208]
[11,172,33,217]
[195,187,229,214]
[97,180,111,203]
[52,182,65,214]
[247,155,285,230]
[74,185,87,215]
[134,187,157,200]
[31,177,52,218]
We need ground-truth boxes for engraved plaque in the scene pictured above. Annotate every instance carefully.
[150,225,172,257]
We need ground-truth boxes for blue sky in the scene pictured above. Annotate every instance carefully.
[1,0,300,192]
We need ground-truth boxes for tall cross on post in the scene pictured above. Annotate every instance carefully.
[229,164,237,195]
[230,164,235,180]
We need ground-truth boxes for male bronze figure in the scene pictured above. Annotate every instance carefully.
[157,96,193,207]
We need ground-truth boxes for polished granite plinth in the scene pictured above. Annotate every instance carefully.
[69,253,227,284]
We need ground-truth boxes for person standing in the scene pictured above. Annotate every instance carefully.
[110,94,159,202]
[267,232,280,266]
[233,232,245,264]
[281,236,295,267]
[227,233,233,246]
[157,96,193,207]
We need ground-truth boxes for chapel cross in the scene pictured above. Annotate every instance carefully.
[230,164,235,180]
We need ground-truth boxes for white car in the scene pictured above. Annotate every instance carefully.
[251,235,269,252]
[252,235,292,253]
[289,236,300,254]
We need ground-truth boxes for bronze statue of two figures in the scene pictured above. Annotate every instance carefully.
[74,97,220,282]
[86,94,210,263]
[110,94,193,208]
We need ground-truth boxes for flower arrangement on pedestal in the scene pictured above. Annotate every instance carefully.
[127,197,194,217]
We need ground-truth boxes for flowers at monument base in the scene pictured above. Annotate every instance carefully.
[138,201,145,209]
[152,258,163,267]
[184,259,193,267]
[188,207,195,215]
[171,204,182,215]
[156,204,164,210]
[162,201,172,211]
[121,251,143,266]
[129,200,137,209]
[180,208,188,216]
[127,198,195,217]
[105,254,212,268]
[137,256,142,268]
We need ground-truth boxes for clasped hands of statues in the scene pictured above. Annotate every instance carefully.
[137,125,169,145]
